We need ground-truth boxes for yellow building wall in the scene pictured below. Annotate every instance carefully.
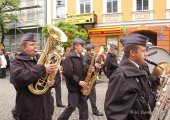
[93,0,103,23]
[67,0,76,15]
[66,0,168,22]
[154,0,166,19]
[122,0,132,21]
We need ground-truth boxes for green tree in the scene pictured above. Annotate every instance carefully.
[0,0,20,48]
[42,21,88,48]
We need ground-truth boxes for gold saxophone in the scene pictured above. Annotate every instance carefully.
[28,26,67,95]
[150,63,170,120]
[145,59,170,120]
[82,46,104,96]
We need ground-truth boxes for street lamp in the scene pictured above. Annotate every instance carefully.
[57,1,62,6]
[56,0,64,18]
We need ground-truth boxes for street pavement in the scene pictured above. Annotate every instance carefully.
[0,73,108,120]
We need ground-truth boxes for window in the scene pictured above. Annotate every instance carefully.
[107,0,118,13]
[56,0,66,18]
[136,0,148,11]
[27,9,35,20]
[80,0,91,13]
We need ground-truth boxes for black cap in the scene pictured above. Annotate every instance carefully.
[110,44,118,49]
[86,44,95,49]
[73,38,86,46]
[121,33,149,47]
[21,33,36,42]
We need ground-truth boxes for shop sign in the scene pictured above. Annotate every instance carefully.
[88,28,121,36]
[66,13,97,24]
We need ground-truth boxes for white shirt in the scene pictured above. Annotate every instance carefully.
[0,54,7,68]
[129,59,139,68]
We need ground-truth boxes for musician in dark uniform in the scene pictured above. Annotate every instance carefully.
[10,33,57,120]
[104,33,156,120]
[105,44,118,78]
[123,36,160,94]
[58,38,88,120]
[84,44,104,116]
[54,71,65,107]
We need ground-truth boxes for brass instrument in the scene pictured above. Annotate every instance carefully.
[145,59,170,120]
[28,26,67,95]
[82,46,104,96]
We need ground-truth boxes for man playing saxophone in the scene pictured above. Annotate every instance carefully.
[84,44,104,116]
[10,33,57,120]
[58,38,89,120]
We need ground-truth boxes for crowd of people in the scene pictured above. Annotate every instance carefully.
[0,31,163,120]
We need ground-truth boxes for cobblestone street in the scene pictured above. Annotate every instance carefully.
[0,74,108,120]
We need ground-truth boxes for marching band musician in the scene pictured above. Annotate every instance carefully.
[105,44,118,78]
[58,38,88,120]
[10,33,57,120]
[104,33,156,120]
[120,37,159,94]
[84,44,104,116]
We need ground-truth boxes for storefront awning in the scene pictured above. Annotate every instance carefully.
[88,27,122,37]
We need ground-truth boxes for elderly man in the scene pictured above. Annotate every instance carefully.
[105,44,118,78]
[104,33,156,120]
[10,33,57,120]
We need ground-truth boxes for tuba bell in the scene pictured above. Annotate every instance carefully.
[28,26,67,95]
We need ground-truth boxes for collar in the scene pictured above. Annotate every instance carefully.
[119,57,145,77]
[129,59,139,68]
[69,50,83,59]
[16,52,37,61]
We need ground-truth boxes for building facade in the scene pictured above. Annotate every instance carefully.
[48,0,170,53]
[4,0,46,51]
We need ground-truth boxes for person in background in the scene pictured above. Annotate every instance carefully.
[58,38,88,120]
[5,51,10,71]
[10,33,57,120]
[84,44,104,116]
[0,49,7,78]
[105,44,118,78]
[99,51,107,76]
[104,33,156,120]
[139,42,159,97]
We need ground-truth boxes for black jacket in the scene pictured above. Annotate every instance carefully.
[106,52,118,78]
[10,52,54,120]
[104,57,155,120]
[63,50,87,92]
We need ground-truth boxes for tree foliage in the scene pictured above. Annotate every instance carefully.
[42,21,88,48]
[0,0,20,47]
